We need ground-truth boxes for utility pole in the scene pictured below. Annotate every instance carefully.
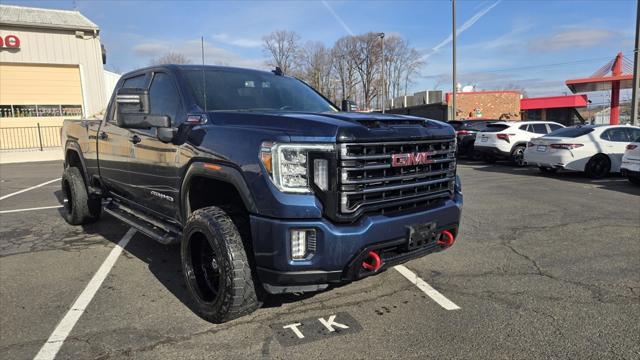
[632,0,639,125]
[451,0,457,121]
[378,32,385,113]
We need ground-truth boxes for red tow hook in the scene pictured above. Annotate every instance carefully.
[437,230,455,247]
[362,251,382,271]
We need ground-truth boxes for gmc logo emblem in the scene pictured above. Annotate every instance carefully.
[391,151,435,167]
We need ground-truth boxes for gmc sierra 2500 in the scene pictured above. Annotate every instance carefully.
[61,65,463,323]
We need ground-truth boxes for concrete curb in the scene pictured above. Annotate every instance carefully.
[0,149,63,164]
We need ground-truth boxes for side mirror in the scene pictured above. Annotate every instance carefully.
[116,88,171,129]
[341,99,357,112]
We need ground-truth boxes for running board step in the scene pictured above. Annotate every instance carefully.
[104,202,181,245]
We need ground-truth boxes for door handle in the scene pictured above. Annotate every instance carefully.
[130,135,142,144]
[98,131,108,140]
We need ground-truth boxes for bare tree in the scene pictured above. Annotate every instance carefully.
[262,30,300,75]
[349,32,382,110]
[298,41,333,97]
[331,36,359,104]
[150,52,192,65]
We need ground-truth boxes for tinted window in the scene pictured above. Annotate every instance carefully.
[519,124,529,131]
[625,128,640,142]
[184,69,337,112]
[545,127,594,138]
[149,73,181,123]
[482,124,510,132]
[532,123,547,134]
[448,121,464,130]
[468,122,494,131]
[122,74,147,89]
[602,128,630,142]
[548,124,563,132]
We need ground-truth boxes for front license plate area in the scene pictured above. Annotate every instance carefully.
[406,222,437,251]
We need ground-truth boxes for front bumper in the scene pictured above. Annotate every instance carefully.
[250,190,463,294]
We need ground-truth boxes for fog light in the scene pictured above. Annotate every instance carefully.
[290,229,316,260]
[314,159,329,191]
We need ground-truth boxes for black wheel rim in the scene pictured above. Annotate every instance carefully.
[62,179,73,214]
[189,231,221,303]
[591,158,608,177]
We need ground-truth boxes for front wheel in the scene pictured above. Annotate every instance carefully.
[584,154,611,179]
[181,206,260,323]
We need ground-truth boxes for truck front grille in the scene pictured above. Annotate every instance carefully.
[337,139,456,216]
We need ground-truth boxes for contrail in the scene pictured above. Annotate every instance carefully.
[321,0,355,36]
[424,0,501,59]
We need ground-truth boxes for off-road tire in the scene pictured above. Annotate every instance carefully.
[61,166,101,225]
[181,206,260,323]
[585,154,611,179]
[511,145,526,167]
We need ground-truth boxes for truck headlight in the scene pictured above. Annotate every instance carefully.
[260,142,334,193]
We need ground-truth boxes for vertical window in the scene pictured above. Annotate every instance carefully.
[149,73,181,124]
[532,123,547,134]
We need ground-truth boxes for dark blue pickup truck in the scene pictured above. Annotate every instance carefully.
[61,65,463,322]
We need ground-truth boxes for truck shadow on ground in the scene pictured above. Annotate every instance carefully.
[73,210,320,320]
[458,159,640,196]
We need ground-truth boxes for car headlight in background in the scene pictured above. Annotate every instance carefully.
[260,142,334,193]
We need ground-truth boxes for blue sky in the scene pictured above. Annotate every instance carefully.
[5,0,637,102]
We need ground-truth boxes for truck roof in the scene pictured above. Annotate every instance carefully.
[120,64,276,79]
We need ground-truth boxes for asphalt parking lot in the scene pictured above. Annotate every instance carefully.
[1,160,639,359]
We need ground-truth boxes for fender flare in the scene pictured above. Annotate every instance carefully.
[64,140,91,186]
[180,161,258,223]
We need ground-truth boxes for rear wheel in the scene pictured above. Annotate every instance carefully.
[181,206,260,323]
[61,166,101,225]
[585,154,611,179]
[511,145,526,167]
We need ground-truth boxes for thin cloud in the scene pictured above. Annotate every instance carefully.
[212,33,262,48]
[529,27,617,53]
[321,0,355,36]
[423,0,501,59]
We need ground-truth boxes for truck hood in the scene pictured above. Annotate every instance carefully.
[208,110,454,142]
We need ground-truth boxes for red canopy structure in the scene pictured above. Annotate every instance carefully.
[566,52,634,125]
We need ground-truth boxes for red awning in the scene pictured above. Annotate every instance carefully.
[520,95,589,110]
[565,74,633,93]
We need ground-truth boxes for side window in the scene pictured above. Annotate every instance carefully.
[122,74,147,89]
[602,128,630,142]
[532,123,547,134]
[548,124,562,132]
[149,73,181,124]
[519,124,529,131]
[625,128,640,142]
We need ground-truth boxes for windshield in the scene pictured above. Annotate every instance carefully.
[481,124,510,132]
[545,127,594,138]
[183,69,338,112]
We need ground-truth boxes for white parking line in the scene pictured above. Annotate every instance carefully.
[0,205,64,214]
[0,178,61,201]
[394,265,460,310]
[33,228,136,360]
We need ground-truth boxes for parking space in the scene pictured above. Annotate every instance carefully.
[1,160,638,359]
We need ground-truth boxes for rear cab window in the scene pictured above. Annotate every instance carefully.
[482,124,510,132]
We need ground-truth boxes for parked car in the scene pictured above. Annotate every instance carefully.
[449,120,497,159]
[524,125,640,178]
[621,136,640,184]
[60,65,463,323]
[474,121,565,166]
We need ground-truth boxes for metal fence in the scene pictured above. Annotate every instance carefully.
[0,124,62,151]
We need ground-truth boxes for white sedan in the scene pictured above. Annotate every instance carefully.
[621,137,640,185]
[524,125,640,178]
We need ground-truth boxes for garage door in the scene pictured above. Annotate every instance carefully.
[0,63,82,105]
